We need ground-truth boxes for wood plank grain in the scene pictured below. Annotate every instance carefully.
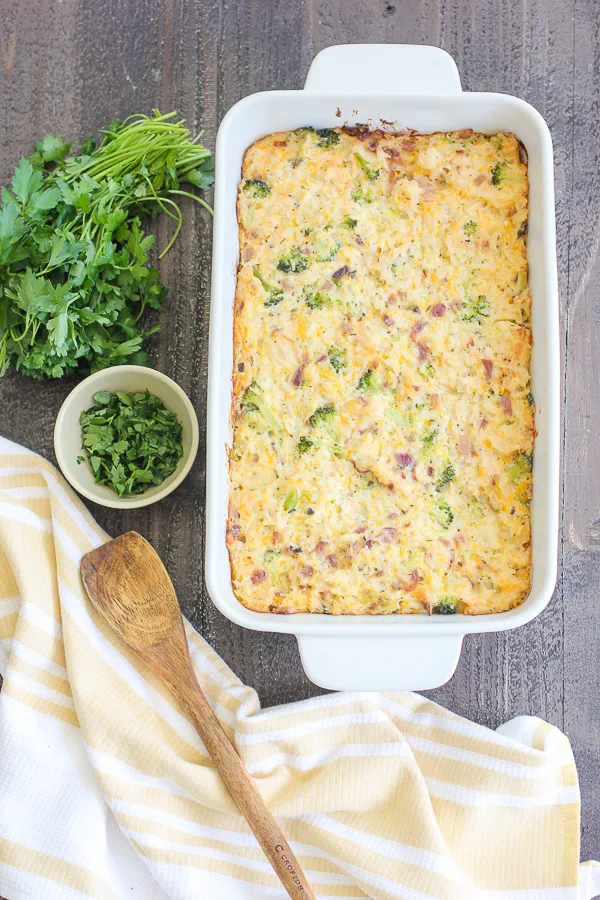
[1,0,598,863]
[562,0,600,863]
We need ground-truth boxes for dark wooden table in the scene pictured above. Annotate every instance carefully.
[1,0,598,865]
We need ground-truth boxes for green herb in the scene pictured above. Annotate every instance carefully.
[354,153,380,181]
[463,221,477,235]
[252,265,284,307]
[491,161,508,185]
[78,390,183,496]
[328,345,347,373]
[277,247,309,274]
[243,179,270,198]
[0,110,213,379]
[340,217,357,230]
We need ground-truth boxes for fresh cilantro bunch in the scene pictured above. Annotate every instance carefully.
[0,110,214,378]
[78,389,183,496]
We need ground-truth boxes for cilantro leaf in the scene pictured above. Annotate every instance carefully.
[12,158,43,204]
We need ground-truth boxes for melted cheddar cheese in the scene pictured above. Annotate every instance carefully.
[228,128,533,616]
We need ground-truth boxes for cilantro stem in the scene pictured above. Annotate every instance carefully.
[168,188,214,213]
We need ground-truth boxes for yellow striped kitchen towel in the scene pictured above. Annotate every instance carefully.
[0,435,599,900]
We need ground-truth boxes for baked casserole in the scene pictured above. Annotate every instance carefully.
[227,127,533,615]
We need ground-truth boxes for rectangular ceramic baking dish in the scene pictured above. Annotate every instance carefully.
[206,44,559,692]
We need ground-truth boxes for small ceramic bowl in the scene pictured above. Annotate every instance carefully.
[54,365,199,509]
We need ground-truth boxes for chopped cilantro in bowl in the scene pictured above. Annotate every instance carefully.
[78,390,184,496]
[54,365,199,508]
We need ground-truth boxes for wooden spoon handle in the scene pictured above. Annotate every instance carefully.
[175,671,315,900]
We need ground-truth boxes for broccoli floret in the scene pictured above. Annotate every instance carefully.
[328,346,347,373]
[263,290,284,308]
[243,179,270,198]
[357,369,382,394]
[341,217,357,230]
[308,405,338,441]
[462,292,490,323]
[294,127,340,149]
[314,129,340,149]
[297,434,345,458]
[351,186,375,204]
[421,429,437,452]
[434,596,459,615]
[419,361,435,378]
[301,406,346,458]
[304,288,327,309]
[303,284,338,310]
[491,161,508,185]
[297,436,314,455]
[277,247,309,274]
[314,236,341,262]
[252,265,284,307]
[264,549,282,584]
[241,381,284,438]
[354,153,380,181]
[435,464,455,492]
[463,221,477,236]
[432,498,454,529]
[507,451,533,484]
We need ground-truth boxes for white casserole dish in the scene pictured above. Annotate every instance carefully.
[206,44,559,691]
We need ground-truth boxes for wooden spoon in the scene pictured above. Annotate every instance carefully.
[81,531,315,900]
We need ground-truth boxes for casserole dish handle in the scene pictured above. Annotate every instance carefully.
[304,43,462,95]
[299,42,464,692]
[297,634,464,691]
